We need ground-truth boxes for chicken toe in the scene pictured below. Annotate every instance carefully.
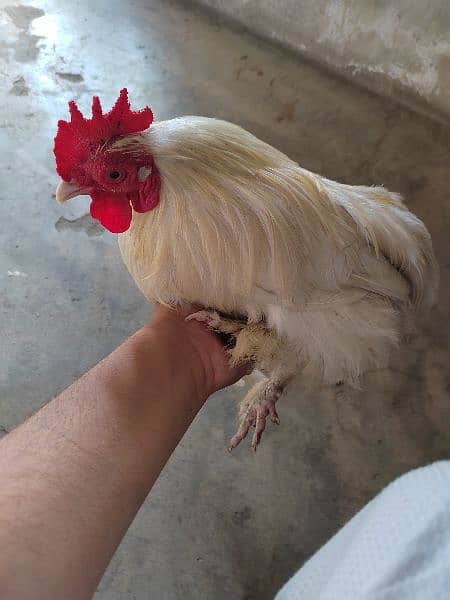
[228,379,285,452]
[186,309,244,334]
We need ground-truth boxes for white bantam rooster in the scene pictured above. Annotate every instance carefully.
[54,89,438,451]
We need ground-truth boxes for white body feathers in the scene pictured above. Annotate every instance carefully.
[118,117,438,387]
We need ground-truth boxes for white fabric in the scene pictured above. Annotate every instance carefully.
[276,461,450,600]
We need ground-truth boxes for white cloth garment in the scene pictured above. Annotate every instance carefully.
[276,461,450,600]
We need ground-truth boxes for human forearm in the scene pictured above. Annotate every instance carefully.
[0,322,206,600]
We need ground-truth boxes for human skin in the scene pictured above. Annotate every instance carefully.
[0,305,248,600]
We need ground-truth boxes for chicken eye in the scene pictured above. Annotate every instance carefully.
[108,169,123,181]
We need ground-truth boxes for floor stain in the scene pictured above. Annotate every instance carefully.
[55,214,104,237]
[249,66,264,76]
[276,100,297,123]
[234,63,264,81]
[231,505,253,526]
[9,76,29,96]
[56,71,84,82]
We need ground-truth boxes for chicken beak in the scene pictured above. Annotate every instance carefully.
[55,180,91,204]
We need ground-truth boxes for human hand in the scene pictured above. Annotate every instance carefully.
[144,304,251,399]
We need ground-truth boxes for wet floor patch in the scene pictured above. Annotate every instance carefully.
[4,5,45,30]
[2,4,45,62]
[55,71,84,82]
[55,214,104,237]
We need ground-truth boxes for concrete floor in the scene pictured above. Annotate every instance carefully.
[0,1,449,598]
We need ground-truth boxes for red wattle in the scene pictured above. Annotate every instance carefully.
[90,191,132,234]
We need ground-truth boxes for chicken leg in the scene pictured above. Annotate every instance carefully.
[228,377,288,451]
[187,309,295,450]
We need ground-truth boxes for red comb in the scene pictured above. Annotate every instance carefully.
[54,88,153,181]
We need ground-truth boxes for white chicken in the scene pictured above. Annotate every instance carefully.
[54,89,438,450]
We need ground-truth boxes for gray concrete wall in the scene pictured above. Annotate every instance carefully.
[194,0,450,124]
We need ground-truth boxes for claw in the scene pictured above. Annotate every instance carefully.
[228,415,253,450]
[268,404,280,424]
[185,310,220,327]
[251,411,267,450]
